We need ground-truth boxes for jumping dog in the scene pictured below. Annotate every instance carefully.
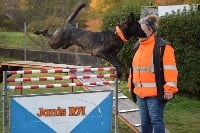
[34,3,146,78]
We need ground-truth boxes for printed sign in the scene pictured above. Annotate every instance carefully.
[10,91,113,133]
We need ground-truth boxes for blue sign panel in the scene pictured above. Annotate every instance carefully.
[10,91,113,133]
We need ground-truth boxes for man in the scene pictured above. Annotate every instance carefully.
[127,14,178,133]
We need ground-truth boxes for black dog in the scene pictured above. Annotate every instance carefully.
[34,3,146,78]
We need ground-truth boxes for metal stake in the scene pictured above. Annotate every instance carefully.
[2,71,7,133]
[115,71,118,133]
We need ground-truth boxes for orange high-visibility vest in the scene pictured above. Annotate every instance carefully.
[127,34,178,98]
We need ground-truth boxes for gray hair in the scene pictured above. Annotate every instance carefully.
[139,14,158,31]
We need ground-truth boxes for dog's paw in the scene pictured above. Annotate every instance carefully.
[33,29,48,35]
[33,30,41,35]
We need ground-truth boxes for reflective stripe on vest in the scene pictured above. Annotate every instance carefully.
[132,66,154,72]
[133,57,154,72]
[133,64,177,72]
[166,81,177,87]
[163,65,177,70]
[134,82,157,87]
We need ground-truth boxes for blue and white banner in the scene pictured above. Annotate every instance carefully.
[10,91,113,133]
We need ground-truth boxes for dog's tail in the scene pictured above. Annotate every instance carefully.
[66,3,86,26]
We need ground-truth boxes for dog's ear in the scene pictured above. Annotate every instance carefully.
[128,12,136,23]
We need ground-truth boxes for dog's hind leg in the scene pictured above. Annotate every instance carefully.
[34,29,65,49]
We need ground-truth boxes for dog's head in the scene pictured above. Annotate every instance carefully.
[117,12,147,39]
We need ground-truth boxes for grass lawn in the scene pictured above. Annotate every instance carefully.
[0,31,49,50]
[164,96,200,133]
[0,32,28,48]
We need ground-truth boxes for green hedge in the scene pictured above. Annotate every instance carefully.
[158,8,200,97]
[102,4,200,97]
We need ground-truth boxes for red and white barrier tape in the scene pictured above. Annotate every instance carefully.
[7,74,116,82]
[7,67,116,75]
[7,81,116,90]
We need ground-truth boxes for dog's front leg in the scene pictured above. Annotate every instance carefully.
[103,55,125,78]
